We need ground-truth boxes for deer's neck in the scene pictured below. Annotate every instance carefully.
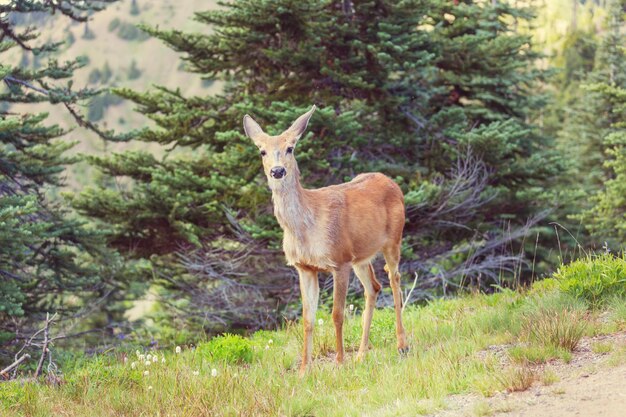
[271,171,314,240]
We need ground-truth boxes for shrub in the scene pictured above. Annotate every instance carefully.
[198,334,253,364]
[521,307,586,351]
[554,253,626,308]
[496,365,537,392]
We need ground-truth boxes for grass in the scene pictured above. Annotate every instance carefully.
[591,341,613,354]
[508,344,572,364]
[496,365,537,393]
[1,255,625,417]
[541,369,560,385]
[473,401,494,417]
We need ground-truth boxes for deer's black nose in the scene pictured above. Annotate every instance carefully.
[270,166,286,179]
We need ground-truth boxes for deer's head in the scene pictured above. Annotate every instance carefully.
[243,105,316,188]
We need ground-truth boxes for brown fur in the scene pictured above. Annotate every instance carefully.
[243,105,408,375]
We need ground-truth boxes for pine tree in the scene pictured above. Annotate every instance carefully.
[580,0,626,246]
[0,1,117,336]
[72,0,559,333]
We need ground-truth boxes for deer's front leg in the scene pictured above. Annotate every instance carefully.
[332,264,350,365]
[297,266,319,376]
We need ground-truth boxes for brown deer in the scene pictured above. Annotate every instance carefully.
[243,105,408,375]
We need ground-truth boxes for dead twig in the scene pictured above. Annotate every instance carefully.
[1,353,30,378]
[34,312,57,378]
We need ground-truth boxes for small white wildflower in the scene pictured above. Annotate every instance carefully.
[131,361,137,369]
[143,370,149,376]
[123,356,128,364]
[175,346,182,354]
[211,368,218,377]
[147,385,153,390]
[145,360,151,366]
[268,339,273,344]
[135,350,141,358]
[152,355,158,363]
[192,370,199,376]
[146,354,152,362]
[265,345,270,350]
[349,304,354,312]
[318,318,324,326]
[161,356,166,364]
[139,354,145,361]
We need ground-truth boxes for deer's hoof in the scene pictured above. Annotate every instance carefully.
[398,346,410,356]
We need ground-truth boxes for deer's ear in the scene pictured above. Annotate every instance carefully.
[243,114,265,146]
[287,105,316,141]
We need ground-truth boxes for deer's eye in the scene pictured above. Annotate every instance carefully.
[260,150,267,157]
[286,146,294,154]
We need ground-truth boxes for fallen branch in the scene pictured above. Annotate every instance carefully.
[34,312,57,378]
[0,354,30,377]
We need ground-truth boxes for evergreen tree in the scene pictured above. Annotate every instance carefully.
[0,1,117,342]
[580,0,626,245]
[72,0,558,334]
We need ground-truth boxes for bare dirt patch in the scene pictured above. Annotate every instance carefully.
[434,332,626,417]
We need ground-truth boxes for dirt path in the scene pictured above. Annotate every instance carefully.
[496,362,626,417]
[434,332,626,417]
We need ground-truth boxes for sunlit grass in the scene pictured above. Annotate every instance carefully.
[1,282,623,417]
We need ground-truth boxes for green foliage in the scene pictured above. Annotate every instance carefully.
[582,83,626,243]
[554,253,626,307]
[557,0,626,248]
[197,334,254,364]
[0,0,122,365]
[69,0,562,335]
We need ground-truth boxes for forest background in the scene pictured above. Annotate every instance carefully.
[1,0,625,364]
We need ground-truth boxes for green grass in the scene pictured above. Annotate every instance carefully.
[508,344,572,364]
[1,255,624,417]
[591,341,613,354]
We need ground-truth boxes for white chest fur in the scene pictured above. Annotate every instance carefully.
[272,186,335,270]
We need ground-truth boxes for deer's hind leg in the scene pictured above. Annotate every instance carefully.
[383,243,409,354]
[353,262,381,361]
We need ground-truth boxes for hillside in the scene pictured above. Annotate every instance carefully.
[1,255,625,416]
[5,0,220,187]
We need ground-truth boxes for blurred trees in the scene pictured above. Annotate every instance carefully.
[578,0,626,245]
[549,0,626,248]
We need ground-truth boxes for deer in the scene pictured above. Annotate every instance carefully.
[243,105,408,375]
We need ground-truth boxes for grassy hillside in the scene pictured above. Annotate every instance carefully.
[1,255,625,416]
